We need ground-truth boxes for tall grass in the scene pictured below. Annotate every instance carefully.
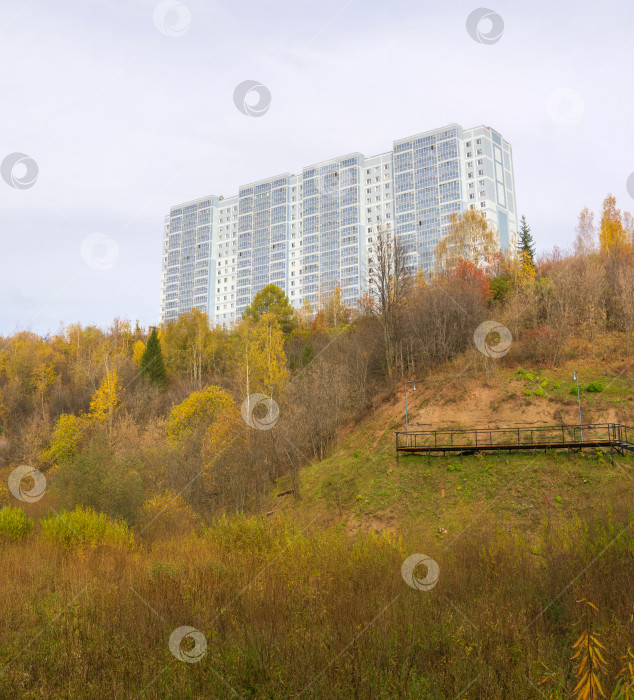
[0,498,631,698]
[0,506,33,541]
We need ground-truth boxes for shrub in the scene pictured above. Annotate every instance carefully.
[534,387,545,397]
[540,379,548,388]
[523,389,533,397]
[552,381,560,390]
[41,506,134,550]
[0,505,33,541]
[52,439,145,525]
[585,381,604,393]
[202,513,296,553]
[136,491,200,542]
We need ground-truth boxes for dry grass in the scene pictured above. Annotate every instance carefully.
[0,496,632,699]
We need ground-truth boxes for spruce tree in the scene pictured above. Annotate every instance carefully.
[517,215,536,265]
[141,327,167,386]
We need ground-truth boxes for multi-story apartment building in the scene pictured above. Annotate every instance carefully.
[160,123,517,326]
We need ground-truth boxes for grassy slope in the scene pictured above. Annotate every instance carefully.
[280,338,634,540]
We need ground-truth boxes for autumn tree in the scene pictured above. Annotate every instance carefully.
[296,297,314,330]
[574,207,597,256]
[434,209,499,271]
[231,314,288,401]
[42,413,85,468]
[617,265,634,353]
[367,223,410,376]
[161,308,213,385]
[243,284,296,334]
[600,194,626,255]
[140,327,166,386]
[320,286,349,328]
[132,340,145,366]
[88,368,121,434]
[167,385,234,444]
[449,259,492,304]
[624,211,634,248]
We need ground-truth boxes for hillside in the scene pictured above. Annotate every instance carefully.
[1,334,633,698]
[274,334,634,541]
[3,240,634,697]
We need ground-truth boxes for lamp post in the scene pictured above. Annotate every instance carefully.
[573,371,583,442]
[405,380,417,446]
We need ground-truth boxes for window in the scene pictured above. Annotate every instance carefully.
[476,138,481,145]
[480,202,486,208]
[479,190,485,197]
[466,141,471,147]
[467,151,472,157]
[476,149,482,155]
[477,159,483,165]
[469,193,475,200]
[478,169,484,176]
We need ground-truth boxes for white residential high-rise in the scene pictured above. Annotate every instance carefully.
[160,123,518,326]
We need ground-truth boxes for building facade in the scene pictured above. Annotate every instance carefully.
[160,123,517,326]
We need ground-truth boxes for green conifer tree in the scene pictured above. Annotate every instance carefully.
[517,215,536,265]
[141,327,167,386]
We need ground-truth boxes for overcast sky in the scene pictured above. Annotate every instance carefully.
[1,0,633,335]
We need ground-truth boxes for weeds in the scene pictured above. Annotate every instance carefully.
[0,505,33,541]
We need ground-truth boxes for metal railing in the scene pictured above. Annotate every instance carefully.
[396,423,633,453]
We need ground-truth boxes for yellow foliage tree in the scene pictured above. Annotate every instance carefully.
[253,313,288,397]
[42,413,85,468]
[161,308,216,384]
[600,194,626,255]
[517,249,536,287]
[297,297,314,330]
[231,314,288,402]
[88,369,121,428]
[132,340,146,366]
[434,209,499,271]
[322,286,348,328]
[201,403,247,480]
[167,385,234,443]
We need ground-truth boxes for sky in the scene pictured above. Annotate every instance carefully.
[1,0,633,336]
